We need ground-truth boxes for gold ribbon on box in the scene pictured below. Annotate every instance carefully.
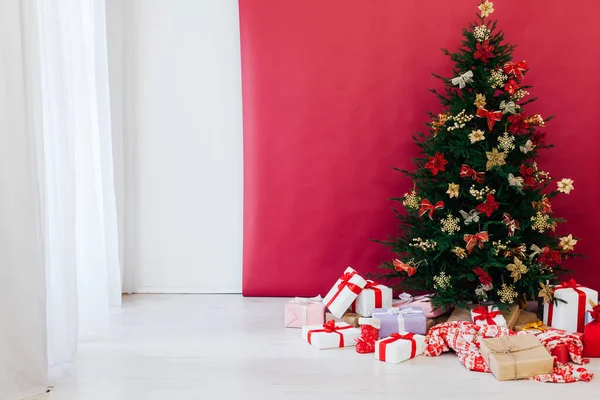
[522,321,547,332]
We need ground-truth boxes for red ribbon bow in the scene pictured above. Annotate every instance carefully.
[503,60,528,82]
[307,320,354,347]
[476,107,503,130]
[364,280,383,308]
[325,271,363,308]
[502,213,519,237]
[472,306,502,325]
[463,231,489,254]
[378,333,417,362]
[459,164,485,184]
[547,279,587,332]
[419,199,444,219]
[393,259,417,277]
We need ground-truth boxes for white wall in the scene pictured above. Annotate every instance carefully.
[118,0,243,293]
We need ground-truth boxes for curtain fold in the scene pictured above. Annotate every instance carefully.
[35,0,122,370]
[0,1,48,398]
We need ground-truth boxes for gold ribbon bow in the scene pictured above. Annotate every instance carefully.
[522,321,547,332]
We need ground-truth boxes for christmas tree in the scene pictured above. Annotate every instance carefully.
[377,1,579,308]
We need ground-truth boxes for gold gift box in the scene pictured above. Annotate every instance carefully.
[325,311,361,328]
[479,335,554,381]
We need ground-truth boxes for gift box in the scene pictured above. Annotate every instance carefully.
[352,280,393,317]
[302,321,361,350]
[374,332,426,364]
[471,305,507,328]
[393,293,450,318]
[372,307,427,338]
[448,304,520,330]
[543,279,598,333]
[323,267,367,318]
[479,335,554,381]
[284,296,325,328]
[584,303,600,357]
[514,320,549,334]
[325,311,361,328]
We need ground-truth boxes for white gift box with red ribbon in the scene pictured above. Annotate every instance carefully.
[374,332,425,364]
[323,267,367,318]
[471,305,507,328]
[302,321,361,350]
[543,279,598,333]
[353,280,393,317]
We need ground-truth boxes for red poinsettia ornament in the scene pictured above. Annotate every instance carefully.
[504,79,519,95]
[473,267,493,289]
[538,247,562,267]
[508,114,530,134]
[425,152,447,175]
[476,193,499,217]
[474,40,495,63]
[520,164,536,187]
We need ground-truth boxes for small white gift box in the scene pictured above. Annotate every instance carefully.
[374,332,425,364]
[353,280,393,317]
[543,279,598,333]
[302,321,361,350]
[471,305,507,328]
[322,267,367,318]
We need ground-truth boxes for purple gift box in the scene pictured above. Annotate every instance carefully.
[372,307,427,338]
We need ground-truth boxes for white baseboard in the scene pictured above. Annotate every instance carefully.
[133,286,242,294]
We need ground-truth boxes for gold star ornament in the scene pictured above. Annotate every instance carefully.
[447,183,460,198]
[538,282,554,305]
[559,234,578,252]
[485,148,507,171]
[506,257,528,282]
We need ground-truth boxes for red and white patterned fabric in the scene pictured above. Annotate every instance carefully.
[424,321,514,372]
[519,329,588,365]
[424,321,594,383]
[355,318,380,354]
[532,362,593,383]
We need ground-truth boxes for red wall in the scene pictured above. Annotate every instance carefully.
[240,0,600,297]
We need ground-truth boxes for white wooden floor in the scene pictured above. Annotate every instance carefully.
[33,295,600,399]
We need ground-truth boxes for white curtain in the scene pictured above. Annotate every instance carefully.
[35,0,122,371]
[0,1,48,398]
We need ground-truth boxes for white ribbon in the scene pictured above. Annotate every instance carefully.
[397,308,423,332]
[499,100,518,114]
[529,244,543,260]
[507,173,523,188]
[294,295,322,325]
[396,292,431,304]
[451,71,474,89]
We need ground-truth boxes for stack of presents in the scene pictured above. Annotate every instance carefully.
[285,267,600,383]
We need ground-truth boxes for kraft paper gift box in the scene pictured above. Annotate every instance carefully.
[543,279,598,333]
[374,332,426,364]
[325,311,361,328]
[448,304,520,330]
[302,321,361,350]
[479,335,554,381]
[353,280,393,317]
[323,267,367,318]
[372,307,427,338]
[393,293,449,318]
[470,305,507,328]
[514,320,549,334]
[284,296,326,328]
